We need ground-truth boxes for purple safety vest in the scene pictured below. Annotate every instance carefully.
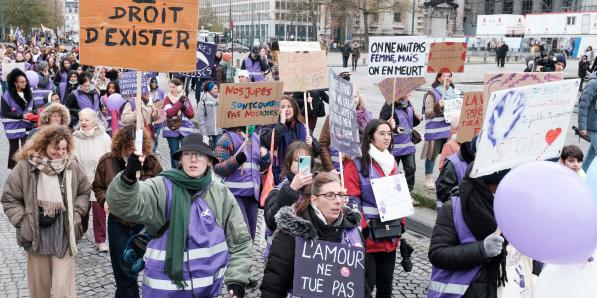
[393,104,416,157]
[222,130,262,200]
[142,178,229,298]
[73,90,100,112]
[162,100,196,138]
[446,153,469,183]
[328,146,341,172]
[428,196,481,298]
[32,89,51,107]
[352,159,398,219]
[244,57,265,82]
[59,82,67,102]
[424,89,451,141]
[1,91,34,139]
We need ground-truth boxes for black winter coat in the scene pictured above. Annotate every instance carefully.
[429,200,496,298]
[293,91,329,118]
[264,179,301,231]
[260,206,371,298]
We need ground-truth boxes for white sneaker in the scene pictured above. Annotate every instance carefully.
[96,243,109,252]
[425,175,436,190]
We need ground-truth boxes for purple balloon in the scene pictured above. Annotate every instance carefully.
[106,93,126,111]
[25,70,39,89]
[495,161,597,264]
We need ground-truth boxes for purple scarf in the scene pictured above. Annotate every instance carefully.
[356,109,372,128]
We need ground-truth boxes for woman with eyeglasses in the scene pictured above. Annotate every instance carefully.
[344,119,406,298]
[261,172,370,298]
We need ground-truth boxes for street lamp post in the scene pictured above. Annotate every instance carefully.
[411,0,416,35]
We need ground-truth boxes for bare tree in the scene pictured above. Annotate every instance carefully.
[341,0,409,47]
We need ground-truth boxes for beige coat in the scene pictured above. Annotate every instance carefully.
[1,159,91,254]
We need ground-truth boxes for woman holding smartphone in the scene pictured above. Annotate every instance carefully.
[260,95,321,184]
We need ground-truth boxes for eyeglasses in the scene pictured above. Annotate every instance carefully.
[182,151,207,160]
[316,192,348,201]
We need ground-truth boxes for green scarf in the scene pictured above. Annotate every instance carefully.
[158,168,212,288]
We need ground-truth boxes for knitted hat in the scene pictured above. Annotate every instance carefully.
[206,82,217,92]
[35,60,48,71]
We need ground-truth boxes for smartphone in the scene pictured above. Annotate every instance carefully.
[298,156,312,175]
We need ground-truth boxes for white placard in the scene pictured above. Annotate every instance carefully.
[370,174,414,222]
[471,79,579,178]
[2,62,25,81]
[367,36,429,78]
[278,41,321,52]
[444,98,463,123]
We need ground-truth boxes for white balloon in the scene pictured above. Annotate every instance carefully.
[534,259,597,298]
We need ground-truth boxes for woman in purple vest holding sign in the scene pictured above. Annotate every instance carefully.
[421,73,459,190]
[1,68,36,169]
[428,165,510,298]
[260,96,321,185]
[261,172,369,298]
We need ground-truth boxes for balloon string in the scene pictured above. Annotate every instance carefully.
[581,256,594,270]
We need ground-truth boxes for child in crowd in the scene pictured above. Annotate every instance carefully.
[560,145,585,178]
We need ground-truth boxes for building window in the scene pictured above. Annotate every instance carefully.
[542,0,553,12]
[394,13,401,23]
[503,0,513,14]
[563,0,576,10]
[567,16,576,25]
[522,0,533,14]
[484,0,495,14]
[373,14,379,22]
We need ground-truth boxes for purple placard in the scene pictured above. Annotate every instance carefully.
[119,71,157,98]
[293,237,365,298]
[328,69,361,158]
[177,41,217,78]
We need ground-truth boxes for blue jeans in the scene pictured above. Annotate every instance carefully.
[167,136,183,168]
[583,131,597,171]
[153,127,162,153]
[425,138,448,175]
[107,215,144,298]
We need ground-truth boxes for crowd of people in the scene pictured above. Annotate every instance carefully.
[0,38,589,298]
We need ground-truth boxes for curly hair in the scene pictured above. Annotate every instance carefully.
[15,125,74,161]
[111,124,153,157]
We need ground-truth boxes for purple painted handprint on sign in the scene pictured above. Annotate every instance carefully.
[488,90,526,147]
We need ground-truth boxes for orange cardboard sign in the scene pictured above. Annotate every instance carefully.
[278,52,329,92]
[456,92,485,143]
[378,77,427,104]
[427,42,467,73]
[217,82,285,128]
[79,0,198,72]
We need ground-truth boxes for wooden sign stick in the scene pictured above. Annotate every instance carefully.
[304,92,310,137]
[391,78,397,120]
[134,71,144,178]
[339,151,345,189]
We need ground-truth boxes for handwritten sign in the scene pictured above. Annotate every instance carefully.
[178,42,217,78]
[217,82,284,128]
[1,62,25,81]
[328,70,361,158]
[378,77,426,104]
[471,79,579,178]
[119,71,157,98]
[456,92,485,143]
[79,0,199,72]
[483,72,564,111]
[367,36,428,77]
[278,51,329,92]
[370,174,414,222]
[293,238,365,298]
[279,41,321,52]
[427,42,467,73]
[444,98,463,123]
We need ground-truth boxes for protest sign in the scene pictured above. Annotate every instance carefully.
[471,79,579,178]
[2,62,25,81]
[426,42,467,73]
[79,0,199,72]
[328,70,361,158]
[444,98,463,123]
[217,82,284,128]
[278,51,329,92]
[367,36,428,77]
[119,71,157,98]
[178,42,217,78]
[483,72,564,111]
[456,92,485,143]
[370,174,414,222]
[378,77,426,104]
[293,238,365,298]
[279,41,321,52]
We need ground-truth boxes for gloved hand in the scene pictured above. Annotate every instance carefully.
[235,152,247,165]
[122,152,143,185]
[180,102,186,111]
[23,113,39,122]
[227,283,245,298]
[483,234,504,258]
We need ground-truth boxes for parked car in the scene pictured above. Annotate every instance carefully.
[224,43,250,53]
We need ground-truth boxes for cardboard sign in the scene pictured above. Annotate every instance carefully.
[279,41,321,52]
[427,42,467,73]
[471,79,579,178]
[378,77,426,104]
[79,0,199,72]
[1,62,25,81]
[217,82,284,128]
[444,98,463,123]
[178,42,217,78]
[483,72,564,111]
[119,71,157,98]
[278,51,329,92]
[456,92,485,143]
[293,238,365,298]
[328,70,361,158]
[370,175,414,222]
[367,36,428,77]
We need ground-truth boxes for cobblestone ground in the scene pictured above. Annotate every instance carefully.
[0,132,432,297]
